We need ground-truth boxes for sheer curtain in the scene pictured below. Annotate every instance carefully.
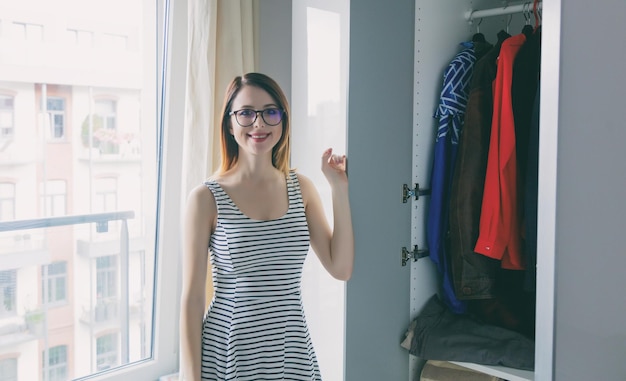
[183,0,259,306]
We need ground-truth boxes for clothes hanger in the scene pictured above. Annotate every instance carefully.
[521,2,534,37]
[506,14,513,34]
[472,17,486,43]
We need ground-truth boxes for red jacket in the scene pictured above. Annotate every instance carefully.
[474,33,526,270]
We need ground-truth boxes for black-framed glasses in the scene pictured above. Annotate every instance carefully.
[229,108,285,127]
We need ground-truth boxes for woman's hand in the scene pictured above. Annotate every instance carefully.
[321,148,348,188]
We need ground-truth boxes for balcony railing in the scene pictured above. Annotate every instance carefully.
[0,211,135,364]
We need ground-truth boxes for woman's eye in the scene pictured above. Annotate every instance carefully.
[239,109,254,117]
[265,108,279,115]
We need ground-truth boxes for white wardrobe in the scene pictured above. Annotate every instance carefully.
[257,0,626,380]
[342,0,626,381]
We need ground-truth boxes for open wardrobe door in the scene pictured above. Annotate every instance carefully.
[344,0,416,380]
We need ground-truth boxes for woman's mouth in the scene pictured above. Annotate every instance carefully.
[248,133,270,142]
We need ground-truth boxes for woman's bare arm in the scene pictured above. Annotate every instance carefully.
[179,184,215,380]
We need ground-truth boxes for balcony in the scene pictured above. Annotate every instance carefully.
[0,311,45,348]
[0,232,50,271]
[80,299,119,326]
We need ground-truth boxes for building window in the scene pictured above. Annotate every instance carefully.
[0,358,17,381]
[96,256,117,300]
[102,33,128,50]
[94,177,117,213]
[95,100,117,130]
[66,28,93,47]
[43,345,68,381]
[43,262,67,306]
[12,22,43,41]
[96,333,118,371]
[0,270,16,318]
[0,183,15,221]
[40,180,66,217]
[0,95,14,138]
[46,97,65,139]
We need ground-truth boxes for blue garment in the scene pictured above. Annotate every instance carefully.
[427,42,476,314]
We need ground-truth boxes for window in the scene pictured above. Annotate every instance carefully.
[0,95,14,138]
[43,345,68,381]
[43,262,67,305]
[96,256,117,300]
[0,0,181,379]
[0,270,16,318]
[102,33,128,50]
[12,22,43,41]
[46,97,65,139]
[95,100,117,131]
[94,177,118,213]
[0,358,17,381]
[0,183,15,221]
[96,334,118,371]
[96,256,118,322]
[66,29,94,47]
[40,180,66,217]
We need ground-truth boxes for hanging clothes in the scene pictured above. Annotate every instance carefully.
[448,31,510,300]
[427,40,491,313]
[511,26,542,291]
[474,33,527,270]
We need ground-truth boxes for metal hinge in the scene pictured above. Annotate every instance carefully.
[402,183,431,203]
[401,245,429,266]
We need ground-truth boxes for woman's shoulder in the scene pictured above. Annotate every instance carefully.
[187,182,216,211]
[291,171,317,199]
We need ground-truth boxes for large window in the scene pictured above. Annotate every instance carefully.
[0,0,184,380]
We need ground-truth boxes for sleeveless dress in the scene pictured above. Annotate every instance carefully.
[201,172,322,380]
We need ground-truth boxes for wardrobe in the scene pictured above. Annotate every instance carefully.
[255,0,626,380]
[340,0,626,381]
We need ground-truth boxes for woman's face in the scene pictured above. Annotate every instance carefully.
[229,85,283,158]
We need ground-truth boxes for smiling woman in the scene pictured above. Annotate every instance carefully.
[179,70,354,380]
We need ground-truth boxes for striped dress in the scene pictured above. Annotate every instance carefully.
[201,172,322,380]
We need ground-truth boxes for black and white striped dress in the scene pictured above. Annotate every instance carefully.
[201,172,321,380]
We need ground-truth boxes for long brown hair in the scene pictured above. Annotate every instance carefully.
[216,73,291,176]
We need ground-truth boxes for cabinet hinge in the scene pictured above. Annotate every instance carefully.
[402,245,429,266]
[402,183,431,203]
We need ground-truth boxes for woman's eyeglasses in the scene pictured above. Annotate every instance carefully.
[229,108,284,127]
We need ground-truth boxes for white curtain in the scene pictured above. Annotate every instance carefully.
[183,0,259,305]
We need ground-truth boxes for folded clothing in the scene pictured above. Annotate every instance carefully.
[408,294,535,371]
[421,360,504,381]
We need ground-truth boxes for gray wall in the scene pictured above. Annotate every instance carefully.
[553,1,626,380]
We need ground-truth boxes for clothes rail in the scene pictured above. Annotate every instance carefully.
[465,2,542,21]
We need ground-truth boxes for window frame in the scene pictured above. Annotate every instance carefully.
[42,261,68,306]
[80,0,186,379]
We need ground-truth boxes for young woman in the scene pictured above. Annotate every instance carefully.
[180,72,354,380]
